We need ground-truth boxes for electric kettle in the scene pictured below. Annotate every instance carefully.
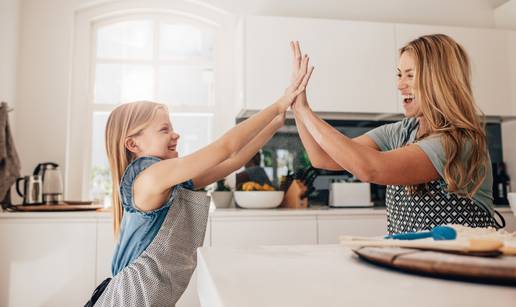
[34,162,64,204]
[16,175,43,205]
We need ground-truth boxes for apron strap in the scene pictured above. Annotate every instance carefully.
[84,278,111,307]
[492,209,506,229]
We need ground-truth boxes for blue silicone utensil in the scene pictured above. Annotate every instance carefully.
[384,225,457,240]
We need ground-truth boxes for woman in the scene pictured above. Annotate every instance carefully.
[289,36,504,234]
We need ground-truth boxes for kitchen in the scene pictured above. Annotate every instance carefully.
[1,0,516,306]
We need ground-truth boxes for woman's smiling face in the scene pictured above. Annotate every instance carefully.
[397,51,421,118]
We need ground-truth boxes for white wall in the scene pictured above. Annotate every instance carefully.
[12,0,514,198]
[1,0,20,203]
[495,0,516,28]
[0,0,19,112]
[15,0,84,180]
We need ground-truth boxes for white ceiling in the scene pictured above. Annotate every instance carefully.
[199,0,511,27]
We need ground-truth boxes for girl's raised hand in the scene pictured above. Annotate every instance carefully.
[276,42,314,113]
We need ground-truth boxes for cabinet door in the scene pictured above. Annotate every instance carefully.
[0,218,96,307]
[508,30,516,115]
[211,216,317,247]
[244,16,398,113]
[204,219,211,247]
[96,220,115,285]
[395,24,513,116]
[500,210,516,232]
[318,214,387,244]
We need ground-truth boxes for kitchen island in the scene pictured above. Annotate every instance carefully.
[197,244,516,307]
[1,207,514,306]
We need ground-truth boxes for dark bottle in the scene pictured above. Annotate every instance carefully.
[493,162,511,204]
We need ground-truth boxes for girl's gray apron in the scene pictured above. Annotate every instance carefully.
[94,187,210,307]
[385,180,499,234]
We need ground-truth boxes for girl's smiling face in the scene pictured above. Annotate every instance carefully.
[127,109,180,159]
[397,51,421,118]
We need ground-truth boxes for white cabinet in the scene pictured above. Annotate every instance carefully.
[96,220,115,284]
[500,210,516,232]
[243,16,398,113]
[243,17,516,117]
[204,219,211,247]
[211,215,317,247]
[395,24,514,116]
[318,214,387,244]
[0,217,97,307]
[507,30,516,115]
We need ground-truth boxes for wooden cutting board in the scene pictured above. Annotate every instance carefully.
[353,246,516,285]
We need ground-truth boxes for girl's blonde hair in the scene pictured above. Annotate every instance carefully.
[401,34,488,198]
[105,101,168,236]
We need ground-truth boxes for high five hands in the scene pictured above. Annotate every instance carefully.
[277,41,314,113]
[290,41,313,111]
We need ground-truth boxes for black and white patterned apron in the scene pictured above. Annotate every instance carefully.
[385,180,497,234]
[384,120,504,234]
[86,187,210,307]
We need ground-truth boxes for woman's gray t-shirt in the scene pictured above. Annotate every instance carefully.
[365,117,494,214]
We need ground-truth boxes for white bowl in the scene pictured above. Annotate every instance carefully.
[508,192,516,217]
[234,191,284,209]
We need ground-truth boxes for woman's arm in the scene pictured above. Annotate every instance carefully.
[192,113,285,189]
[293,96,341,170]
[294,103,439,185]
[290,42,378,171]
[293,97,380,170]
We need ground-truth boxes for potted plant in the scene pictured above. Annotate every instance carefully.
[211,179,233,208]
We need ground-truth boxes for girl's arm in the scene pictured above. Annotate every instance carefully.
[134,55,313,211]
[192,113,285,189]
[293,103,439,185]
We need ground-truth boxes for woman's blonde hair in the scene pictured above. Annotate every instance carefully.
[401,34,488,198]
[105,101,168,236]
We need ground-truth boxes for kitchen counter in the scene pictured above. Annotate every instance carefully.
[0,206,513,219]
[210,205,389,217]
[197,245,516,307]
[0,210,112,220]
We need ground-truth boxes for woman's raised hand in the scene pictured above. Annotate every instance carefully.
[290,41,312,111]
[276,41,314,113]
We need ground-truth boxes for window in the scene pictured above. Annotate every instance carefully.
[89,15,216,205]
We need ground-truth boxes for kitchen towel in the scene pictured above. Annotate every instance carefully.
[0,102,21,204]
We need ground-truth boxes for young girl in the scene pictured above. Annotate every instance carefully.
[85,50,313,306]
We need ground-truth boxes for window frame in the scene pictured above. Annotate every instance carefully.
[68,1,236,201]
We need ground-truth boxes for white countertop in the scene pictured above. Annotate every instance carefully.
[210,205,389,217]
[0,206,513,219]
[0,206,387,220]
[196,245,516,307]
[0,210,112,220]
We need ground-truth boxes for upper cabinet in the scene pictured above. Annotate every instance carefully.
[242,16,516,117]
[242,16,399,113]
[508,30,516,116]
[395,24,515,116]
